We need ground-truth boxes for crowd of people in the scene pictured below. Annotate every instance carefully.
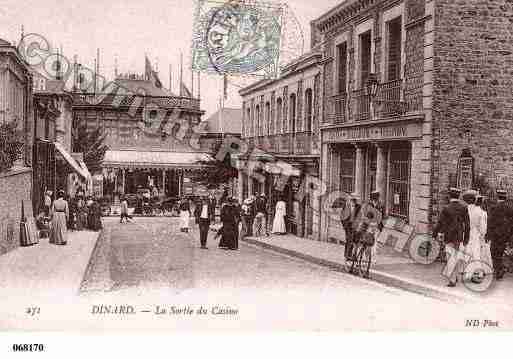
[36,187,103,246]
[433,187,513,286]
[338,187,513,286]
[173,192,289,251]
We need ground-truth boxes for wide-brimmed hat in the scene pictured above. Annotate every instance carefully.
[449,187,462,197]
[497,189,508,200]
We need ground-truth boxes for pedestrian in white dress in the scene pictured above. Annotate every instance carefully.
[462,190,487,282]
[179,200,191,233]
[476,195,492,278]
[272,199,287,234]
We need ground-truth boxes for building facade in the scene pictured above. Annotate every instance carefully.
[71,72,208,199]
[310,0,513,242]
[239,52,322,239]
[0,38,35,255]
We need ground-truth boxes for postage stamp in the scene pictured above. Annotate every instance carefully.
[191,0,284,78]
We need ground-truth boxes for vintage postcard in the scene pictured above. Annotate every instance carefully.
[1,0,513,343]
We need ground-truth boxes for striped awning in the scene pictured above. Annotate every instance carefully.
[102,150,214,169]
[54,142,88,179]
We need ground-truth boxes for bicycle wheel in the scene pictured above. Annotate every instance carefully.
[358,245,372,278]
[346,244,359,273]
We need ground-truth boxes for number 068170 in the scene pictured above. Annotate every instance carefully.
[12,344,44,352]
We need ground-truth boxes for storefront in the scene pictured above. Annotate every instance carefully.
[101,150,213,198]
[237,154,320,239]
[321,117,428,241]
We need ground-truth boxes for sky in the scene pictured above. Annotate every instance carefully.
[1,0,341,118]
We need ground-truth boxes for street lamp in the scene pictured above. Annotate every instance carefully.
[365,73,379,99]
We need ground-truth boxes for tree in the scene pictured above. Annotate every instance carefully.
[72,125,108,173]
[194,138,238,188]
[0,120,24,173]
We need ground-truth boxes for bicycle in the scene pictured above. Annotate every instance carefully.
[345,223,375,278]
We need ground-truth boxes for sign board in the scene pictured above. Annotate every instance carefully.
[324,121,422,143]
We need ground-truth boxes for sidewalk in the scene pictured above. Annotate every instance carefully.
[0,230,99,299]
[242,233,513,306]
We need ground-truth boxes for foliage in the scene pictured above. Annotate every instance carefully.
[72,125,108,173]
[195,138,238,188]
[0,120,24,173]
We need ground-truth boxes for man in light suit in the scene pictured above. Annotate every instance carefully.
[433,187,470,287]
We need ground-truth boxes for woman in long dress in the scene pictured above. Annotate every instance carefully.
[179,200,191,233]
[220,199,240,250]
[272,198,287,234]
[476,195,492,279]
[462,191,488,282]
[49,190,69,245]
[76,196,87,230]
[90,197,103,231]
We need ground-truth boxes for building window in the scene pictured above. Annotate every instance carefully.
[336,42,348,94]
[388,144,410,219]
[305,89,313,132]
[386,17,402,81]
[289,93,296,133]
[359,31,372,88]
[276,98,282,133]
[246,108,251,137]
[340,146,355,194]
[265,101,271,135]
[255,105,260,136]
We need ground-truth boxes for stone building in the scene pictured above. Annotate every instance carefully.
[0,38,35,255]
[309,0,513,242]
[238,52,322,238]
[32,77,89,214]
[71,66,209,199]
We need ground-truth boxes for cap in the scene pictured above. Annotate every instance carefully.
[449,187,461,195]
[463,189,478,197]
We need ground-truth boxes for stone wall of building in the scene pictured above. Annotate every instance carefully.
[432,0,513,219]
[0,168,33,255]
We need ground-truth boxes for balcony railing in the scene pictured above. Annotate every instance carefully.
[375,79,403,117]
[325,93,347,125]
[244,132,318,156]
[353,89,370,121]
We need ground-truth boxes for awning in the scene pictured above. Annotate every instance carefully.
[102,150,214,169]
[54,142,88,179]
[78,159,92,180]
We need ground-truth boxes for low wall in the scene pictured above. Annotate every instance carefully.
[0,167,34,255]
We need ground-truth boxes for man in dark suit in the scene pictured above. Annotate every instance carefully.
[194,197,211,249]
[486,189,513,280]
[208,194,217,222]
[433,187,470,287]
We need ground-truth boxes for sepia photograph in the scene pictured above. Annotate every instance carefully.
[1,0,513,345]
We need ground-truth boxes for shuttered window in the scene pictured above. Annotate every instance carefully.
[387,17,402,81]
[359,31,372,88]
[337,42,348,94]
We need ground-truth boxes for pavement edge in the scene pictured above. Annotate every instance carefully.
[242,237,470,304]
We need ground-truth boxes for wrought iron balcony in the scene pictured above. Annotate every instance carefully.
[325,93,347,125]
[352,88,371,121]
[375,79,403,117]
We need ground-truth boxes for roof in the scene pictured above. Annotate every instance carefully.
[0,38,11,46]
[102,150,214,169]
[114,78,176,97]
[201,108,242,134]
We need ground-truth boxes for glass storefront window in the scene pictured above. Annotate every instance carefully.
[388,144,410,219]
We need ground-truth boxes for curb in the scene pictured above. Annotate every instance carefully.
[242,237,471,303]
